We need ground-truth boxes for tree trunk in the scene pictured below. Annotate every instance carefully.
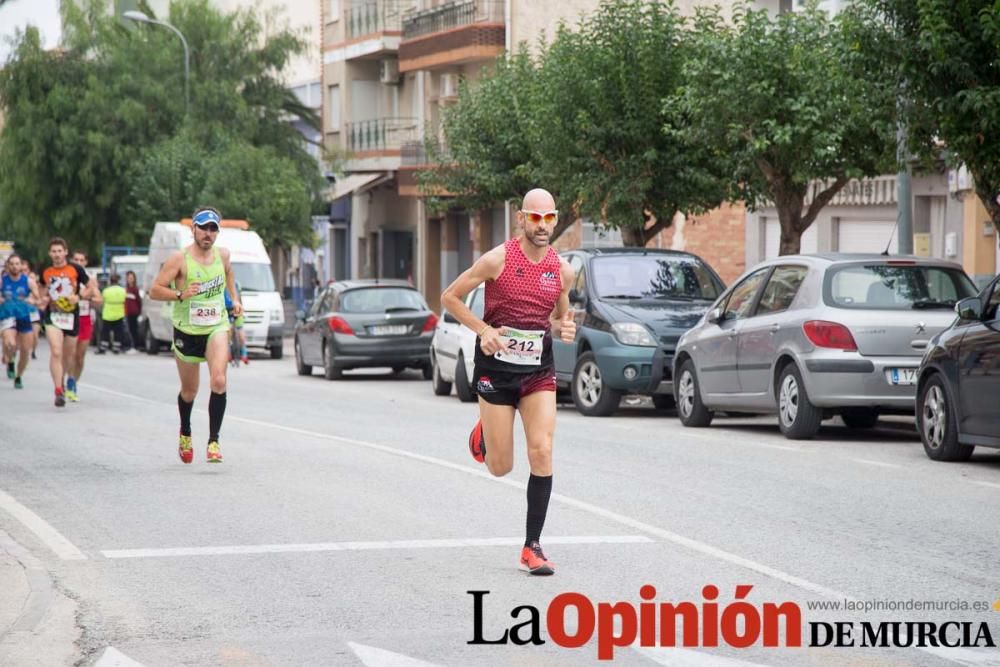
[775,205,804,256]
[619,211,672,247]
[771,175,849,256]
[621,225,646,247]
[971,171,1000,242]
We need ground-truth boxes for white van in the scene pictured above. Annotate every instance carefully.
[110,254,148,284]
[141,220,285,359]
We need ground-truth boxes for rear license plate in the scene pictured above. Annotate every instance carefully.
[370,324,409,336]
[887,368,917,386]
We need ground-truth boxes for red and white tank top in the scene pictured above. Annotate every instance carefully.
[475,238,563,372]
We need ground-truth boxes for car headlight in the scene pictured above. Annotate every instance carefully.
[611,322,657,347]
[270,308,285,324]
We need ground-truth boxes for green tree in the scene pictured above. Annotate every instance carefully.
[421,49,578,242]
[671,2,897,255]
[0,0,323,259]
[535,0,728,246]
[854,0,1000,235]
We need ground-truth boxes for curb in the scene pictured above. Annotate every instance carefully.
[0,529,79,665]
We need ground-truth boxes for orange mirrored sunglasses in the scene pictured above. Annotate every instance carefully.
[521,209,558,224]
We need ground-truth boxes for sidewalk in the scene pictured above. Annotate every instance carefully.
[0,529,80,666]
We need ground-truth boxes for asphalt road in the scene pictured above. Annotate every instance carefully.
[1,342,999,666]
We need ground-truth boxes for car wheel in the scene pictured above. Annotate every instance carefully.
[323,340,343,380]
[421,364,433,380]
[652,394,676,411]
[431,352,452,396]
[841,407,879,429]
[676,360,713,427]
[294,337,312,376]
[572,351,621,417]
[270,343,283,360]
[777,364,822,440]
[918,375,973,462]
[144,325,160,355]
[455,353,476,403]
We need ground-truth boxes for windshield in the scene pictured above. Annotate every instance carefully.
[341,287,427,313]
[232,263,275,292]
[825,264,977,310]
[591,256,721,300]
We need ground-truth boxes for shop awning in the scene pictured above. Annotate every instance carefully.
[327,172,390,202]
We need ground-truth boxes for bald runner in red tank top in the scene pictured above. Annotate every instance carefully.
[474,238,563,373]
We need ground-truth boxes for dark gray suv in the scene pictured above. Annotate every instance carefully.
[552,248,724,416]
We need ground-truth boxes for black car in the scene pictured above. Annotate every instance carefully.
[293,279,437,380]
[916,275,1000,460]
[552,248,725,416]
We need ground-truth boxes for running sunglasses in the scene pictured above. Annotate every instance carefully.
[521,209,558,224]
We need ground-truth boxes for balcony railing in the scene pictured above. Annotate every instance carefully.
[346,117,419,153]
[806,176,898,207]
[346,0,408,39]
[402,0,504,40]
[401,140,451,165]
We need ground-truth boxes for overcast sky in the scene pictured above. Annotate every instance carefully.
[0,0,62,64]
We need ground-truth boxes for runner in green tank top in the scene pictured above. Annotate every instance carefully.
[149,207,243,464]
[172,248,229,342]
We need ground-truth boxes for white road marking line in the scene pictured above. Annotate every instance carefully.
[82,382,972,666]
[634,645,772,666]
[741,442,802,453]
[919,646,1000,666]
[101,535,652,559]
[93,647,146,667]
[599,422,809,453]
[348,642,444,667]
[0,489,86,561]
[84,382,848,597]
[971,480,1000,490]
[851,458,903,469]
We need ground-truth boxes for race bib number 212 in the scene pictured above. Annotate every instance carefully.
[493,328,544,366]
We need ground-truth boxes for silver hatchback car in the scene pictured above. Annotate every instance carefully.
[673,254,978,439]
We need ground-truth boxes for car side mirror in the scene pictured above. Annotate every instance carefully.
[569,287,586,306]
[443,311,458,324]
[706,307,724,324]
[956,297,983,321]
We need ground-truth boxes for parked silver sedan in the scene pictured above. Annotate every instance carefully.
[673,254,978,439]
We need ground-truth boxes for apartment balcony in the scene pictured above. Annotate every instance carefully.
[325,0,409,64]
[398,0,505,73]
[346,0,406,39]
[398,140,454,196]
[344,117,420,172]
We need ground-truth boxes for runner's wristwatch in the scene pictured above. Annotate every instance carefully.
[175,289,183,301]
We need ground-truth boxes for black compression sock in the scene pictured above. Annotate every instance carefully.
[208,391,227,442]
[178,394,194,437]
[525,473,553,547]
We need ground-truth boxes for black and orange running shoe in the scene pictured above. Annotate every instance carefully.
[519,541,554,576]
[468,419,486,463]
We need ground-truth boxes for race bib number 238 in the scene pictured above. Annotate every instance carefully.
[189,301,222,326]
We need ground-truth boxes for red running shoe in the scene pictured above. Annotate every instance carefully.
[178,434,193,464]
[519,541,554,576]
[468,419,486,463]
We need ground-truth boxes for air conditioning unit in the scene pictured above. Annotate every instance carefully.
[379,58,400,85]
[439,73,458,99]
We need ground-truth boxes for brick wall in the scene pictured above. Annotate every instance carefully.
[665,204,747,285]
[549,204,747,286]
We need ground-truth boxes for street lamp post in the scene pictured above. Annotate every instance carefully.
[123,10,190,116]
